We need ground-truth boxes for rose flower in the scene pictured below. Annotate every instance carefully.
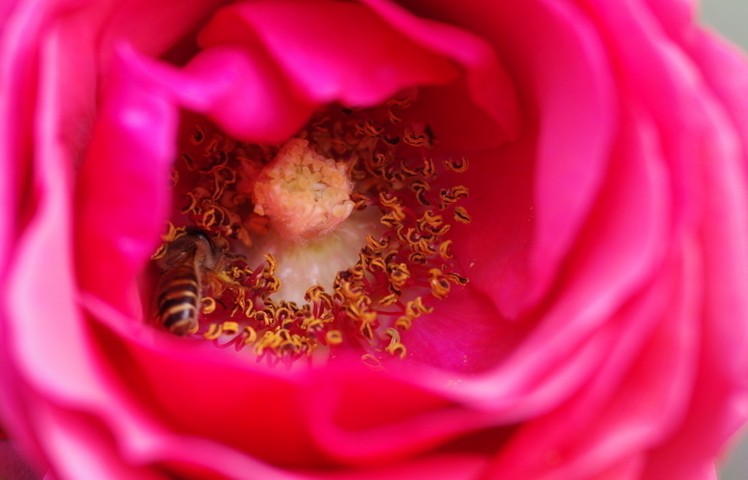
[2,0,748,479]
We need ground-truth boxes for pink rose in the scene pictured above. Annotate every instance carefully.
[2,0,748,478]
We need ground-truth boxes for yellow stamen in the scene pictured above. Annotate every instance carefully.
[156,96,473,364]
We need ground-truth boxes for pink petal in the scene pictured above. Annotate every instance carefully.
[484,247,699,479]
[317,454,488,480]
[502,0,617,317]
[445,106,670,416]
[449,144,535,321]
[117,44,316,143]
[0,1,49,467]
[80,295,496,471]
[77,295,318,478]
[0,441,39,480]
[400,287,525,374]
[398,0,617,318]
[640,31,748,480]
[360,0,520,147]
[94,0,227,69]
[75,47,177,317]
[1,20,163,475]
[0,0,40,281]
[577,2,748,475]
[4,0,747,478]
[31,402,162,480]
[642,0,696,32]
[198,1,460,106]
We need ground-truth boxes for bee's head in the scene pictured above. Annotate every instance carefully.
[158,228,218,269]
[183,227,219,269]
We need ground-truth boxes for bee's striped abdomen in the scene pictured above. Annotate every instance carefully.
[157,263,200,335]
[154,229,217,336]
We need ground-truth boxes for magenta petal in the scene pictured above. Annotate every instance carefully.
[687,31,748,163]
[317,454,488,480]
[81,293,326,469]
[392,0,617,317]
[505,1,617,315]
[198,1,460,106]
[3,0,748,477]
[505,110,669,384]
[119,44,315,143]
[640,34,748,480]
[0,0,41,278]
[30,402,164,480]
[0,28,167,476]
[6,22,115,407]
[643,0,696,34]
[575,3,748,473]
[401,288,522,373]
[81,298,493,473]
[94,0,224,66]
[441,109,669,418]
[75,47,177,316]
[484,250,698,479]
[360,0,520,146]
[0,441,38,480]
[449,144,534,320]
[307,370,494,464]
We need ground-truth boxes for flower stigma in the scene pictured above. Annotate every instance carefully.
[151,95,472,367]
[252,138,356,242]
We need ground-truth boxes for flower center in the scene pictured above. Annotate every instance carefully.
[251,138,355,242]
[151,95,471,366]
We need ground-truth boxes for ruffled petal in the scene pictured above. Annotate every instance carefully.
[3,0,748,478]
[360,0,520,147]
[640,21,748,480]
[407,0,617,318]
[117,43,316,143]
[484,245,699,479]
[0,441,39,480]
[305,366,504,464]
[75,47,177,317]
[198,1,459,106]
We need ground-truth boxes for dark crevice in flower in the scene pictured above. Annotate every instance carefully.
[149,92,475,367]
[432,425,517,457]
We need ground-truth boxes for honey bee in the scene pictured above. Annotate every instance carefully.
[155,228,219,335]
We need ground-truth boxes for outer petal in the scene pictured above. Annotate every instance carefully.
[0,0,63,466]
[400,288,523,374]
[3,0,748,479]
[0,0,41,284]
[484,243,699,479]
[638,11,748,480]
[2,17,139,476]
[431,105,669,415]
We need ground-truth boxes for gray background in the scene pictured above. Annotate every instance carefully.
[700,2,747,479]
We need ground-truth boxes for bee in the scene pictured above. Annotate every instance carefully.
[155,228,219,335]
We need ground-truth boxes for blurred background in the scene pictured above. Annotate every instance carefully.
[703,0,748,46]
[701,2,748,479]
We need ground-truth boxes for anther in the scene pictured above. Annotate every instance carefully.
[454,206,472,224]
